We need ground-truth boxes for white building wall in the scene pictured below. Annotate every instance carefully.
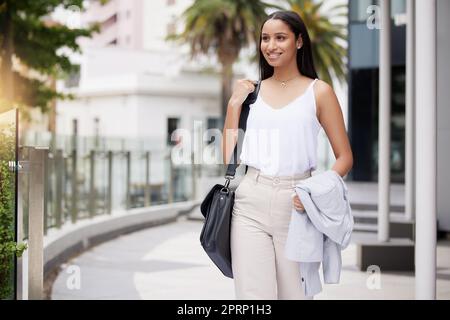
[56,95,139,138]
[141,0,192,51]
[56,46,221,149]
[80,0,145,49]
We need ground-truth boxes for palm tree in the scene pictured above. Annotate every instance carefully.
[170,0,279,120]
[287,0,347,86]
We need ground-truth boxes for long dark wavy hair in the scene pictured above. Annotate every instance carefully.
[259,10,318,81]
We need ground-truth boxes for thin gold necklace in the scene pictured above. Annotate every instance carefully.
[272,75,300,87]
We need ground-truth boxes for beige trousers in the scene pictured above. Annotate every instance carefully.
[230,166,312,300]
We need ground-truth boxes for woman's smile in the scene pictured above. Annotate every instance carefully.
[267,52,283,60]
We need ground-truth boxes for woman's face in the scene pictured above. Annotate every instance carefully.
[260,18,301,68]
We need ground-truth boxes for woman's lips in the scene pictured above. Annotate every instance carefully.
[266,53,282,60]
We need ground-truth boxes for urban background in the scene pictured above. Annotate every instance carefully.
[0,0,449,300]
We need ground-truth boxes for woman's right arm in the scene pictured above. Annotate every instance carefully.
[221,79,256,165]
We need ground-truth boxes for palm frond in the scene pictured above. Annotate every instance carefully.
[288,0,348,86]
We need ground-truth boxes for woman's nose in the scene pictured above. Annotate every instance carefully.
[267,39,277,51]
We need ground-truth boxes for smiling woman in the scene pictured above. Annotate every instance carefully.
[221,10,353,300]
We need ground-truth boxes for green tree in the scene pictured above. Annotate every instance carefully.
[287,0,347,86]
[0,120,27,300]
[0,0,100,118]
[169,0,280,120]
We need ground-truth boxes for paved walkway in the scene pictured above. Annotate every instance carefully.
[51,217,450,300]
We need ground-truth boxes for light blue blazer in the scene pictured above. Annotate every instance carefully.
[285,170,354,297]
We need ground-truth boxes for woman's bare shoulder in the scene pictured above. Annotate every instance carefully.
[314,79,335,96]
[314,80,338,105]
[313,80,339,117]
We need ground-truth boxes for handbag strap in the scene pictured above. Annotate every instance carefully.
[225,81,261,180]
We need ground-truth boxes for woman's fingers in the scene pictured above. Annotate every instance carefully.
[291,193,305,212]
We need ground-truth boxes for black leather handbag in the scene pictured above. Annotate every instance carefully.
[199,81,261,278]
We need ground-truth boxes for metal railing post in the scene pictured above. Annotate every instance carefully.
[54,149,63,229]
[71,120,78,223]
[88,150,96,218]
[125,151,131,209]
[106,151,113,214]
[43,151,50,235]
[168,150,173,204]
[63,154,69,224]
[144,151,151,207]
[28,146,47,299]
[70,149,78,223]
[191,152,196,201]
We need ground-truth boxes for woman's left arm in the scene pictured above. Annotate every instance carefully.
[315,80,353,178]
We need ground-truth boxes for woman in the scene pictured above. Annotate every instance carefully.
[221,10,353,299]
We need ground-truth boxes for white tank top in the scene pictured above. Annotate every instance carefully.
[239,78,321,176]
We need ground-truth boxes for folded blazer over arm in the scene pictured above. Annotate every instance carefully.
[285,170,354,297]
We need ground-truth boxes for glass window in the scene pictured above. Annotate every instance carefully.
[349,66,406,182]
[350,0,376,23]
[206,117,221,145]
[391,0,406,16]
[350,0,406,23]
[167,118,180,146]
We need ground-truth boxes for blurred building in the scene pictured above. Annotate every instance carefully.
[348,0,407,183]
[55,0,224,152]
[347,0,450,232]
[52,0,344,171]
[80,0,188,50]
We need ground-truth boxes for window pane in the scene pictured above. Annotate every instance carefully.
[167,118,180,146]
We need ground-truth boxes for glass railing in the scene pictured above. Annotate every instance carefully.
[17,129,332,235]
[19,131,210,235]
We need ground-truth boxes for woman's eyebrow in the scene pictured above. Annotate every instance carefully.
[262,32,289,36]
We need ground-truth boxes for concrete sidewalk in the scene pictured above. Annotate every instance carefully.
[50,217,450,300]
